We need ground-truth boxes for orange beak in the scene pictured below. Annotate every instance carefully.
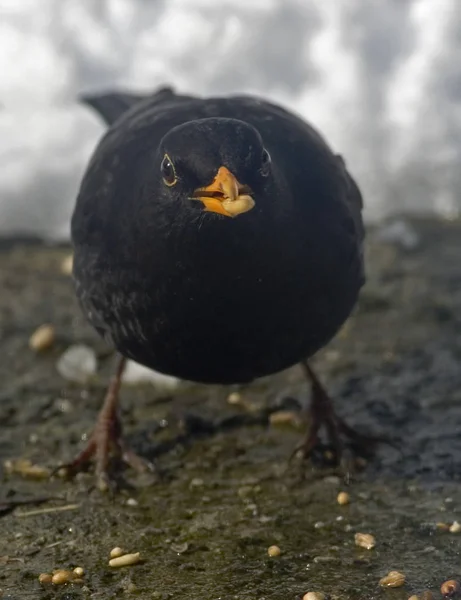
[192,166,255,217]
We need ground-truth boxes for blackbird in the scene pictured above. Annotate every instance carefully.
[63,85,375,490]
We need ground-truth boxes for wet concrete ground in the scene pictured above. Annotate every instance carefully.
[1,216,461,599]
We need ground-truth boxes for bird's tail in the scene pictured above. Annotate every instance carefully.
[79,86,176,126]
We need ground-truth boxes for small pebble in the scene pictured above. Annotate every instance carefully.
[449,521,461,533]
[110,547,125,559]
[337,491,350,505]
[354,532,376,550]
[38,573,52,584]
[420,592,435,600]
[379,570,406,588]
[126,498,138,507]
[267,545,281,557]
[51,570,75,585]
[441,580,460,597]
[56,344,97,383]
[408,596,419,600]
[109,552,141,568]
[73,567,84,577]
[29,324,55,352]
[303,593,326,600]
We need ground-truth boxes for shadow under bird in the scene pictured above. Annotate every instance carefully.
[62,85,380,490]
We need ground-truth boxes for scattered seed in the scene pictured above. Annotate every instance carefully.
[51,570,75,585]
[38,573,52,584]
[420,592,435,600]
[337,491,350,505]
[449,521,461,533]
[72,578,84,585]
[267,545,281,557]
[227,392,242,405]
[437,522,450,531]
[441,579,460,597]
[29,324,55,352]
[126,498,138,507]
[4,458,50,480]
[109,547,125,559]
[108,552,141,568]
[355,532,376,550]
[73,567,84,577]
[269,410,302,427]
[379,571,406,588]
[408,596,419,600]
[61,254,73,275]
[303,593,326,600]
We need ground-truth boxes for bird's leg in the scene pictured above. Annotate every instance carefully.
[293,360,387,470]
[55,356,154,491]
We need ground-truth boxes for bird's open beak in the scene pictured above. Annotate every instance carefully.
[192,166,255,217]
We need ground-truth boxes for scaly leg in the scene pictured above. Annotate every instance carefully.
[55,356,154,491]
[293,360,391,470]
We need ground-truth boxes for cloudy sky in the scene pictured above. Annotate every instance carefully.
[1,0,460,240]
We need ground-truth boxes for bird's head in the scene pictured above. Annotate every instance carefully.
[156,117,273,218]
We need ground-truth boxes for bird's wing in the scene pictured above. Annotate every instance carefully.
[79,86,183,126]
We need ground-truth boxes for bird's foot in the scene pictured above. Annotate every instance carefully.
[53,357,155,492]
[55,419,155,493]
[291,408,386,473]
[291,361,396,475]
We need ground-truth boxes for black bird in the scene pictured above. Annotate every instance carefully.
[64,85,375,490]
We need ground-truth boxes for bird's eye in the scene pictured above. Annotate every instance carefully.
[261,148,271,175]
[161,154,177,186]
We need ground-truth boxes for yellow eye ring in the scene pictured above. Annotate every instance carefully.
[161,153,177,186]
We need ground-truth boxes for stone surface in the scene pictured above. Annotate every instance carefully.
[1,217,461,599]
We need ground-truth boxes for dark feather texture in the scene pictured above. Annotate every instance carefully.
[72,86,365,384]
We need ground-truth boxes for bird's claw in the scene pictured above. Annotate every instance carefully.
[52,428,156,492]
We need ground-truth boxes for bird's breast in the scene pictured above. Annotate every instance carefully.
[94,225,362,384]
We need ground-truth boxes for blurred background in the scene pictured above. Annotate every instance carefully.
[1,0,461,241]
